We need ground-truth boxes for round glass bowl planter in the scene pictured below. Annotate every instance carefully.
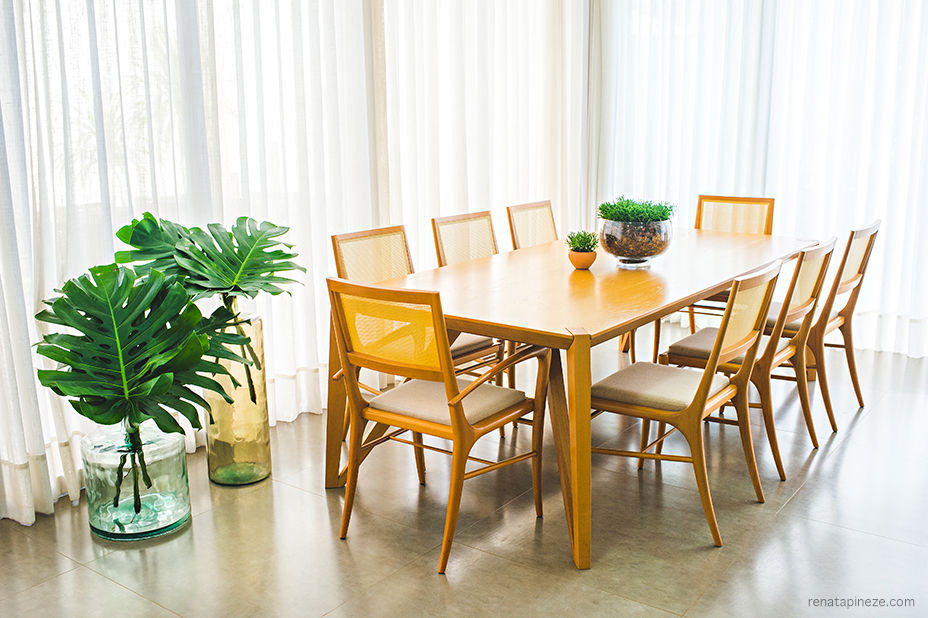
[205,315,272,485]
[599,220,672,268]
[81,424,190,540]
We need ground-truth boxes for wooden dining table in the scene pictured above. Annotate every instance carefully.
[323,228,813,569]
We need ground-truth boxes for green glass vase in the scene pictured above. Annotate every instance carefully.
[205,314,272,485]
[81,423,190,540]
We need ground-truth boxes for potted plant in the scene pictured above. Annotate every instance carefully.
[35,265,245,539]
[566,231,599,269]
[116,213,304,485]
[598,196,675,268]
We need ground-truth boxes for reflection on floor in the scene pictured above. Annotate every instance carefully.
[2,324,926,616]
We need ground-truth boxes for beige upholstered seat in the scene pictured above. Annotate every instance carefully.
[668,329,788,364]
[370,378,526,425]
[450,333,496,357]
[592,363,729,412]
[764,301,835,333]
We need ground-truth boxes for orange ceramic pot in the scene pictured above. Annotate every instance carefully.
[568,250,597,270]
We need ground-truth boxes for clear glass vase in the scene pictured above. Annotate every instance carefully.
[81,423,190,540]
[205,314,272,485]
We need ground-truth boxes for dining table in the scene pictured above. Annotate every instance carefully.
[323,228,814,569]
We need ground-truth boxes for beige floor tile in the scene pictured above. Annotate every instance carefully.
[0,520,80,600]
[0,565,176,616]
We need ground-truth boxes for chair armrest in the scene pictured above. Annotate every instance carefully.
[448,345,548,406]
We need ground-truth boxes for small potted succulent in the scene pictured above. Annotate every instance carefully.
[598,197,675,268]
[566,231,599,270]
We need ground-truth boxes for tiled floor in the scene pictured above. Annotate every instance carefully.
[2,326,926,617]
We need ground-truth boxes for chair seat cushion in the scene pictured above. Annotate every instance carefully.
[368,378,525,425]
[450,333,497,357]
[591,362,730,412]
[668,328,787,363]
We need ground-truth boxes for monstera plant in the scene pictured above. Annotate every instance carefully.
[116,213,304,485]
[35,264,246,524]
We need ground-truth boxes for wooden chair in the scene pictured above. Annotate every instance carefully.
[661,240,836,480]
[589,261,781,546]
[506,200,557,249]
[327,277,550,573]
[777,221,881,432]
[640,195,775,364]
[332,226,504,371]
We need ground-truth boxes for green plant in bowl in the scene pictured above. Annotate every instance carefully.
[598,196,676,268]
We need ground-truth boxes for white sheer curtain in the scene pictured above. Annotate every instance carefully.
[0,0,372,525]
[592,0,928,356]
[376,0,589,267]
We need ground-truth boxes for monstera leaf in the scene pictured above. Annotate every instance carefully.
[116,213,305,301]
[35,265,235,512]
[115,213,191,278]
[36,264,232,431]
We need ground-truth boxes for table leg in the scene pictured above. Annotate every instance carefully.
[565,329,592,569]
[546,351,575,551]
[325,318,347,488]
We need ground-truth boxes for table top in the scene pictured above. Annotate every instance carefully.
[382,229,815,348]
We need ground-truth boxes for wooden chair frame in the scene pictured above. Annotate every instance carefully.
[506,200,557,250]
[777,221,880,430]
[327,277,551,573]
[591,261,781,546]
[431,211,499,267]
[662,240,836,480]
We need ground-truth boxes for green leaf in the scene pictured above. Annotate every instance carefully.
[35,264,231,429]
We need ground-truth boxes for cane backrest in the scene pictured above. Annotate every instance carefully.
[696,195,775,235]
[332,226,413,283]
[432,212,499,267]
[507,201,557,249]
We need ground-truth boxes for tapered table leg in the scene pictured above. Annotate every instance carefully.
[565,329,592,569]
[325,318,348,488]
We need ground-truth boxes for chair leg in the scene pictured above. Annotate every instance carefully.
[652,319,661,364]
[531,404,546,518]
[734,392,765,503]
[688,306,696,334]
[438,443,470,574]
[810,338,838,432]
[753,374,786,481]
[638,419,651,470]
[840,323,865,408]
[681,424,722,546]
[412,431,427,485]
[629,330,637,363]
[790,348,819,448]
[655,422,667,455]
[339,417,367,539]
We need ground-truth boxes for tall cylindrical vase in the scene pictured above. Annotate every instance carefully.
[205,314,272,485]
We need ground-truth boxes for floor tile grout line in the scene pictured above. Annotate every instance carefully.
[0,561,82,602]
[795,514,928,549]
[78,562,183,617]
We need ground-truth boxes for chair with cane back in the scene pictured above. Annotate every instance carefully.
[327,277,550,573]
[589,261,781,546]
